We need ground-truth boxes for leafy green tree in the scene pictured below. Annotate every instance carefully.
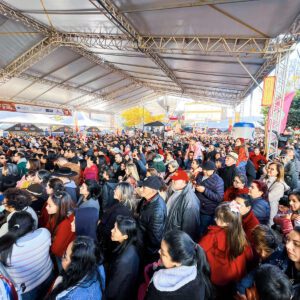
[287,90,300,127]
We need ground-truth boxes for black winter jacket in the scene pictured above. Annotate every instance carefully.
[218,164,237,191]
[137,194,167,263]
[165,183,201,241]
[195,173,224,216]
[106,244,140,300]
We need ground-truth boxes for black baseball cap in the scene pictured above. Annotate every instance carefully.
[138,176,164,190]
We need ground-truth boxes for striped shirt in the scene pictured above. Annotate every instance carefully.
[4,228,53,294]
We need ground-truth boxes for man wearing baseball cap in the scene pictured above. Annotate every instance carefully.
[218,152,238,192]
[137,176,167,264]
[165,170,201,242]
[195,161,224,235]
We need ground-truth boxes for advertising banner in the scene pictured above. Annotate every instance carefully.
[0,101,72,116]
[262,76,276,106]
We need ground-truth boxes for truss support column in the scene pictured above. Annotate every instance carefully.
[266,52,290,159]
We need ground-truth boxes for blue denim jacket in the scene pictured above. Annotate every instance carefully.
[56,265,105,300]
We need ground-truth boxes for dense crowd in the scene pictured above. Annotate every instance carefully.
[0,130,299,300]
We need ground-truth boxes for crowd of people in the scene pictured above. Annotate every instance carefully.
[0,130,299,300]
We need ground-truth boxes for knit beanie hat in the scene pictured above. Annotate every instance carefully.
[152,154,166,173]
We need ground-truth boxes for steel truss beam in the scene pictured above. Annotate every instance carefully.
[62,32,299,55]
[0,1,50,34]
[93,0,184,91]
[0,37,59,83]
[266,52,291,159]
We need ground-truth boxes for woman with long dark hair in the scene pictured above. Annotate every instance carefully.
[285,226,300,299]
[39,177,65,228]
[0,211,53,300]
[45,191,76,259]
[145,229,213,300]
[77,179,101,214]
[47,236,105,299]
[97,182,134,260]
[106,215,140,300]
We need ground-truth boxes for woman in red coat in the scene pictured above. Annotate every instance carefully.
[45,191,76,259]
[199,202,253,289]
[234,138,248,167]
[224,174,249,202]
[83,154,99,182]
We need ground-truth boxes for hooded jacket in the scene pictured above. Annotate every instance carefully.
[250,196,270,225]
[165,183,201,241]
[145,265,206,300]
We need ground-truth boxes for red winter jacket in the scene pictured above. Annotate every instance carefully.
[242,210,259,244]
[249,153,267,171]
[46,214,75,257]
[235,146,248,166]
[224,186,249,202]
[83,164,99,181]
[199,225,253,286]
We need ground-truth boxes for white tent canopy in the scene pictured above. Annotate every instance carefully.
[0,0,299,114]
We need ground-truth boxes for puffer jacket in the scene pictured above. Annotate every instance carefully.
[165,183,201,241]
[137,194,167,262]
[250,197,270,225]
[195,173,224,216]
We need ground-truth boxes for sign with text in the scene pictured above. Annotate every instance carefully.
[0,101,72,116]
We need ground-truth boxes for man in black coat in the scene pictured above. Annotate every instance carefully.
[218,152,238,191]
[137,176,167,265]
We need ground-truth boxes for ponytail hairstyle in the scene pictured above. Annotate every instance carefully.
[215,202,248,260]
[0,211,35,266]
[49,191,75,233]
[47,177,64,195]
[36,169,51,185]
[48,236,103,300]
[163,230,213,299]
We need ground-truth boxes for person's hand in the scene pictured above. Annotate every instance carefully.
[292,214,300,222]
[196,185,205,193]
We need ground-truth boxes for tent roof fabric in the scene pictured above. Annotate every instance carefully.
[0,0,299,113]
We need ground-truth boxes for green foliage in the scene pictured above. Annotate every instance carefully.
[287,90,300,127]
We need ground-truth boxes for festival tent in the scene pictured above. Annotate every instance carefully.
[5,123,43,133]
[52,126,74,133]
[86,126,101,133]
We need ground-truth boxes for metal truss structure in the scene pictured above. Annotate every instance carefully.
[0,0,299,116]
[63,32,299,56]
[92,0,185,91]
[266,52,291,159]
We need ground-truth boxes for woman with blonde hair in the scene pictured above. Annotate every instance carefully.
[261,161,289,226]
[124,163,140,182]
